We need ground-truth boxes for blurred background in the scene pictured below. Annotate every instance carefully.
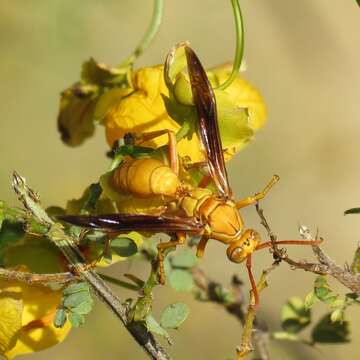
[1,0,359,359]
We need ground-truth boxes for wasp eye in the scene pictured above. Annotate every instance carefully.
[227,245,245,263]
[232,248,242,257]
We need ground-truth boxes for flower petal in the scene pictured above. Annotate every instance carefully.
[0,296,23,357]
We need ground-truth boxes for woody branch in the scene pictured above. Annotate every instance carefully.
[255,203,360,295]
[11,171,172,360]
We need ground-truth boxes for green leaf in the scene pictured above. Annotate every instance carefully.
[272,331,300,342]
[63,282,90,296]
[160,302,190,329]
[68,312,85,328]
[111,237,138,257]
[314,276,339,304]
[344,207,360,215]
[311,314,350,343]
[214,90,254,149]
[71,301,94,315]
[281,297,311,334]
[168,269,194,292]
[146,315,170,341]
[357,0,360,8]
[304,291,318,309]
[171,248,198,269]
[53,308,67,328]
[63,291,92,309]
[330,308,344,323]
[62,281,94,319]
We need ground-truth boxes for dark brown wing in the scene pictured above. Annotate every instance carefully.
[185,46,232,198]
[58,214,204,234]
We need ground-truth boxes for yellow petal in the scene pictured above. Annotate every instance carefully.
[103,65,203,162]
[0,276,71,359]
[5,320,71,359]
[94,87,133,122]
[0,296,23,357]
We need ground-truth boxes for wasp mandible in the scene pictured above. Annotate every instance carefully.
[60,46,320,306]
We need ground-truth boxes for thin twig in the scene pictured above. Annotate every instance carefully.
[0,268,75,286]
[255,203,360,295]
[192,267,270,360]
[12,171,171,360]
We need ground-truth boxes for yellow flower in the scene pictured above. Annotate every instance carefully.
[100,64,266,163]
[1,231,71,359]
[0,272,71,359]
[100,65,204,162]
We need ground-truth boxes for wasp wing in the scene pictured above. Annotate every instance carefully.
[185,46,231,199]
[58,213,204,234]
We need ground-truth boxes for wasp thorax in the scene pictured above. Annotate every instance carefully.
[227,229,261,263]
[207,203,242,237]
[112,158,181,198]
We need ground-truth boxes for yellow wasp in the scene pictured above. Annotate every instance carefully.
[60,46,318,306]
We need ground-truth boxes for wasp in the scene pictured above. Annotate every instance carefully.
[60,46,319,306]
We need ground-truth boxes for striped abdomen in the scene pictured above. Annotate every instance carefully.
[112,158,181,198]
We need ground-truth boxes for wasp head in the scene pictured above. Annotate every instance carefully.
[226,229,261,263]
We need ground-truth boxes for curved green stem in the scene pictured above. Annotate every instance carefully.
[121,0,164,67]
[216,0,244,90]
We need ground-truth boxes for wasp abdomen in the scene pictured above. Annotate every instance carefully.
[112,158,181,198]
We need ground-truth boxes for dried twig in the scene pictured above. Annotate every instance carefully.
[11,171,171,360]
[192,267,270,360]
[0,268,75,286]
[255,203,360,295]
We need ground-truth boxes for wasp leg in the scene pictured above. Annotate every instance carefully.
[236,175,280,209]
[196,235,209,258]
[157,232,186,284]
[246,254,259,309]
[131,130,179,175]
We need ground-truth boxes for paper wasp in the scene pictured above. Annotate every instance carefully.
[60,46,319,306]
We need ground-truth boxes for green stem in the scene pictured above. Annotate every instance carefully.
[121,0,164,67]
[216,0,244,90]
